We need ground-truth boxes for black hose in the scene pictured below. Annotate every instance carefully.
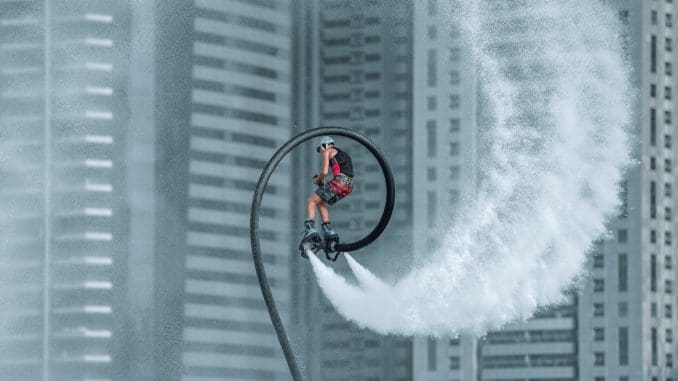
[249,126,395,380]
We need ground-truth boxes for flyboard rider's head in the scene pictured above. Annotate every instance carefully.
[317,136,335,152]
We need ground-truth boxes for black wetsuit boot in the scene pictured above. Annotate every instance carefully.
[321,222,337,240]
[321,222,339,256]
[299,219,320,257]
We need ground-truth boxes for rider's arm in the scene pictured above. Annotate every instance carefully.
[320,149,331,177]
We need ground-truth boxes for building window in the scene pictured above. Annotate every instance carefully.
[594,327,605,341]
[449,356,460,370]
[450,71,460,85]
[666,86,673,100]
[594,278,605,292]
[619,327,629,365]
[651,108,657,145]
[666,110,673,125]
[667,13,674,28]
[428,96,437,110]
[428,49,437,86]
[666,183,673,198]
[651,254,658,291]
[593,253,604,268]
[667,328,673,343]
[666,279,673,294]
[618,229,627,243]
[666,134,672,149]
[652,328,658,366]
[427,337,437,370]
[449,95,460,109]
[427,167,437,181]
[619,302,628,317]
[449,142,460,156]
[427,120,437,158]
[651,229,657,243]
[652,83,657,97]
[619,180,628,218]
[449,118,460,133]
[668,353,674,367]
[667,37,673,52]
[666,231,672,245]
[651,181,657,218]
[665,158,672,173]
[666,304,673,318]
[652,35,657,73]
[427,192,437,228]
[619,254,628,292]
[594,352,605,366]
[666,255,673,270]
[666,207,672,221]
[653,10,659,25]
[364,54,380,63]
[667,62,673,76]
[449,166,460,180]
[652,302,658,317]
[594,303,605,317]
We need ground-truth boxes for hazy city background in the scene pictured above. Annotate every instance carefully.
[0,0,671,381]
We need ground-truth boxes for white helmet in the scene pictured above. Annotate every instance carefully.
[316,136,334,152]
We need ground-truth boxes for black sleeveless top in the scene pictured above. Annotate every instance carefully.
[330,147,354,178]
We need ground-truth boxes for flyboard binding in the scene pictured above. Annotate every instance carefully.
[299,232,342,261]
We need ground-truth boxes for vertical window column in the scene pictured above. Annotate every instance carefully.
[619,327,629,365]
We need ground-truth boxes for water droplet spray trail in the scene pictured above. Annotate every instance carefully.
[309,0,633,336]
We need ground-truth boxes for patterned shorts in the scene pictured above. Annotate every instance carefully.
[316,174,353,205]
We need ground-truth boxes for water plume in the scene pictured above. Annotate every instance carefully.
[310,0,632,336]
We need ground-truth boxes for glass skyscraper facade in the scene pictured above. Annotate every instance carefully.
[180,0,293,380]
[0,1,130,380]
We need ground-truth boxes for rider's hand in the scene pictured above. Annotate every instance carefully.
[313,173,325,185]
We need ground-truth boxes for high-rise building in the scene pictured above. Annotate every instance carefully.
[410,1,479,380]
[125,1,294,380]
[438,2,583,380]
[0,1,130,380]
[578,1,673,380]
[477,299,577,381]
[448,2,671,381]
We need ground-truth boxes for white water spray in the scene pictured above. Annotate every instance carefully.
[309,0,633,336]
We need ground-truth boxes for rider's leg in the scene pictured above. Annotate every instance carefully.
[317,201,337,238]
[317,200,330,224]
[301,195,322,256]
[306,194,322,220]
